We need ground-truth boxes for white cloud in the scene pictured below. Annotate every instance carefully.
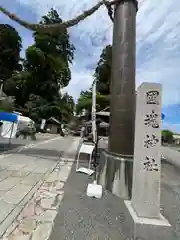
[136,0,180,106]
[9,0,180,108]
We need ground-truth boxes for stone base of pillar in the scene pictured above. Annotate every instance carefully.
[124,200,175,240]
[97,150,133,199]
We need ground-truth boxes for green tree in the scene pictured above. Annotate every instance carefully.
[0,97,14,112]
[22,8,75,120]
[25,8,75,93]
[6,8,75,122]
[0,24,22,83]
[4,70,31,104]
[95,45,112,95]
[76,90,92,114]
[60,93,75,123]
[76,90,109,114]
[162,130,174,144]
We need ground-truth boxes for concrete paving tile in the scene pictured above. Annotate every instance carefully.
[2,220,19,238]
[55,181,64,190]
[34,205,44,216]
[1,185,32,204]
[11,171,30,178]
[20,173,42,186]
[0,167,6,172]
[58,165,72,182]
[0,204,29,238]
[39,183,50,191]
[31,222,52,240]
[0,178,21,191]
[0,191,7,198]
[0,200,15,224]
[7,159,26,166]
[33,210,57,223]
[40,197,56,210]
[8,227,31,240]
[41,162,56,168]
[33,167,49,174]
[7,164,26,171]
[19,166,36,173]
[45,172,59,183]
[18,219,37,234]
[40,191,57,199]
[21,202,36,219]
[0,162,12,169]
[0,171,13,182]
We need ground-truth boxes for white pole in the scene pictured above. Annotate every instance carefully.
[92,81,96,143]
[0,81,3,98]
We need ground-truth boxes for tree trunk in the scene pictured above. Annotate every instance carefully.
[108,0,137,155]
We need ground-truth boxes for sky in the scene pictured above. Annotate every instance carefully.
[0,0,180,132]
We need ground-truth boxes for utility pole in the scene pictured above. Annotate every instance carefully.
[98,0,138,199]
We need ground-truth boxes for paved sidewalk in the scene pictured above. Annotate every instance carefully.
[0,136,80,239]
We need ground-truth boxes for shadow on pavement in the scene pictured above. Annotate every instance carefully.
[0,143,24,153]
[11,148,64,161]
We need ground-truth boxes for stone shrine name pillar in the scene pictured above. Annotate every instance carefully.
[124,82,174,240]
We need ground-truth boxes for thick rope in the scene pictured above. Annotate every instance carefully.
[109,0,138,11]
[106,0,138,21]
[0,1,104,32]
[0,0,138,33]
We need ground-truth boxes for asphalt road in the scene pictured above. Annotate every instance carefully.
[161,161,180,239]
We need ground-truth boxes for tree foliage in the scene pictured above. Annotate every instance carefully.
[0,24,22,82]
[1,8,75,123]
[162,130,174,144]
[21,9,75,121]
[0,2,115,122]
[0,98,14,112]
[95,45,112,95]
